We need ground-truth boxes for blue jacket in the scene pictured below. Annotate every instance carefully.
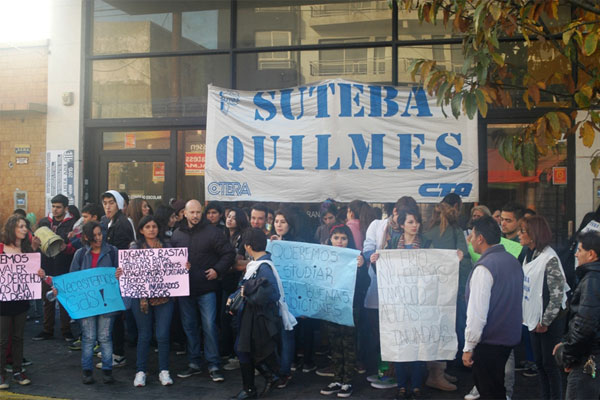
[70,243,119,272]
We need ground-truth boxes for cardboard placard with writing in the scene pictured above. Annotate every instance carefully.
[118,248,189,298]
[267,240,360,327]
[53,267,125,319]
[377,249,459,362]
[0,253,42,301]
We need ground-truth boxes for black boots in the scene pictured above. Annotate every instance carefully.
[255,355,280,397]
[230,362,257,400]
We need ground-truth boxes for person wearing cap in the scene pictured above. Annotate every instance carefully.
[33,194,77,342]
[172,200,186,223]
[100,190,134,368]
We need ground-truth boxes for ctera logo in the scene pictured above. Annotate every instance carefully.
[207,182,251,197]
[419,183,473,197]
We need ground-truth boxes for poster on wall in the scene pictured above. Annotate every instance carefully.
[46,150,75,213]
[205,78,479,203]
[185,151,205,176]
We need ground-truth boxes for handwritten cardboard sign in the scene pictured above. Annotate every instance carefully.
[267,240,360,327]
[377,249,459,362]
[118,248,189,298]
[53,267,125,319]
[0,253,42,301]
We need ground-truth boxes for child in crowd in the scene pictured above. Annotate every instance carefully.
[319,224,364,398]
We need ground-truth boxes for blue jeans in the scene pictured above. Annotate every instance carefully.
[395,361,426,391]
[131,298,174,372]
[279,328,295,376]
[81,314,114,371]
[179,292,220,371]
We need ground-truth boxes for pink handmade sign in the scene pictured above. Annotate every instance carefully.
[0,252,42,301]
[118,248,189,298]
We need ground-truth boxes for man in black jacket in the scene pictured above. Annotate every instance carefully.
[100,190,134,368]
[554,231,600,400]
[34,194,76,341]
[172,200,236,383]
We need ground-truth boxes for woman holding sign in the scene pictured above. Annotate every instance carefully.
[520,215,569,400]
[1,215,38,389]
[118,215,178,387]
[57,221,119,385]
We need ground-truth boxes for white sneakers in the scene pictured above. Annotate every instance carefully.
[133,371,173,387]
[464,386,481,400]
[159,370,173,386]
[134,371,146,387]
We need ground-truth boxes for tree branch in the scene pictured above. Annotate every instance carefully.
[567,0,600,15]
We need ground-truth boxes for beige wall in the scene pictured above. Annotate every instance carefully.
[0,43,49,227]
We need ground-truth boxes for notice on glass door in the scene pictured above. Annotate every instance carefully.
[46,150,75,213]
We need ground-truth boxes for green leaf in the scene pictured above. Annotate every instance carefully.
[475,89,488,118]
[591,111,600,125]
[591,156,600,177]
[465,93,477,119]
[503,136,514,163]
[546,112,560,133]
[523,142,536,172]
[476,63,488,85]
[562,29,574,45]
[451,92,463,119]
[575,91,591,108]
[462,54,473,75]
[474,2,485,31]
[584,32,598,56]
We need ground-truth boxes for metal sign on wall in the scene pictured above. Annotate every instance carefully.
[205,79,478,203]
[46,150,75,212]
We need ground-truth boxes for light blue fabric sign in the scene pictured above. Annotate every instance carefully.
[267,240,360,327]
[53,267,125,319]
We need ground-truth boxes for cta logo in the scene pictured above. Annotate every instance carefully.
[419,183,473,197]
[207,182,251,197]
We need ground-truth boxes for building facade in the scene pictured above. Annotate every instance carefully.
[40,0,600,244]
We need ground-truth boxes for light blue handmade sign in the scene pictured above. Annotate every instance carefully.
[267,240,360,327]
[53,267,125,319]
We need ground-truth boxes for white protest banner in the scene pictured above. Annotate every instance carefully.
[377,249,459,362]
[205,79,478,203]
[46,150,75,213]
[118,248,189,298]
[0,253,42,301]
[582,220,600,234]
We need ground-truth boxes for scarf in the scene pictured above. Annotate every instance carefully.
[244,259,297,331]
[383,215,400,249]
[398,233,421,249]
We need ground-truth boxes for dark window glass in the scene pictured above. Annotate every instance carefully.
[92,0,230,55]
[91,55,230,118]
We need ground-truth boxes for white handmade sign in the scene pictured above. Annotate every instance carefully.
[205,79,478,203]
[377,249,459,362]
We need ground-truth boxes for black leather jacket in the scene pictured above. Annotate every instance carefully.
[562,260,600,367]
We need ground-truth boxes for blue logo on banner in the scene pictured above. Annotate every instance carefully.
[267,240,360,327]
[52,267,125,319]
[418,183,473,197]
[207,182,251,197]
[219,90,240,115]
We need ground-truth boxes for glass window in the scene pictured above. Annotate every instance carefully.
[398,8,462,39]
[486,124,568,245]
[108,161,165,209]
[237,48,392,91]
[91,55,230,119]
[237,1,392,48]
[102,131,170,150]
[177,130,206,203]
[397,44,464,85]
[92,0,231,55]
[256,31,292,69]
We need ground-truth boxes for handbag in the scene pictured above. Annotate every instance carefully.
[226,288,245,315]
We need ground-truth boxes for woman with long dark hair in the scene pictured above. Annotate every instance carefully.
[520,215,568,400]
[1,215,37,388]
[222,207,251,371]
[117,215,177,387]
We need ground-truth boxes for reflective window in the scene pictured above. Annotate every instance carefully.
[92,0,231,55]
[398,9,462,39]
[397,44,464,85]
[237,1,392,48]
[177,130,206,203]
[91,55,230,118]
[102,131,170,150]
[237,48,392,91]
[108,161,165,209]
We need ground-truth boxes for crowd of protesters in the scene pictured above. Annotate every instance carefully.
[1,191,600,400]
